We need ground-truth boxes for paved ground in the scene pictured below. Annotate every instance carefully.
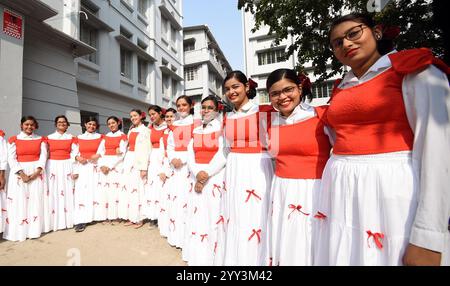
[0,222,186,266]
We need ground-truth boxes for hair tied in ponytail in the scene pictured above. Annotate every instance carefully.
[298,73,312,93]
[381,25,400,40]
[248,78,258,89]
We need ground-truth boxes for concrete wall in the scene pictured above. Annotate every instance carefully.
[0,5,25,137]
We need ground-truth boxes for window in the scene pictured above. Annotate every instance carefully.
[162,74,169,97]
[122,118,132,134]
[138,58,148,85]
[184,42,195,51]
[137,39,147,51]
[138,0,147,15]
[312,81,334,98]
[120,47,132,78]
[81,0,99,15]
[171,26,177,45]
[259,90,270,104]
[184,66,198,81]
[257,49,286,65]
[172,79,178,99]
[161,16,168,42]
[120,26,132,40]
[80,23,97,63]
[80,110,99,133]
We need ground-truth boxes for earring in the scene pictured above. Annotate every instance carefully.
[376,34,381,40]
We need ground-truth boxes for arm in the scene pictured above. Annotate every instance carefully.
[204,134,227,177]
[37,139,48,171]
[111,137,127,169]
[186,138,200,177]
[0,136,7,170]
[8,140,22,174]
[134,128,151,171]
[166,129,176,162]
[402,65,450,261]
[96,139,107,167]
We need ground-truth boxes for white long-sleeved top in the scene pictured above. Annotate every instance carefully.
[167,114,194,165]
[8,132,47,174]
[47,131,79,162]
[187,118,227,178]
[96,130,127,169]
[128,123,151,171]
[0,131,7,170]
[336,50,450,253]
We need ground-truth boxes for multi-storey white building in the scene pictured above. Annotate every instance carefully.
[183,24,232,114]
[242,9,338,106]
[0,0,184,136]
[76,0,184,133]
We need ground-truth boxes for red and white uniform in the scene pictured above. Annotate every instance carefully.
[73,132,103,225]
[3,132,47,241]
[315,48,450,266]
[166,114,196,250]
[122,124,150,223]
[96,131,127,221]
[0,130,8,233]
[145,122,168,220]
[267,103,331,266]
[214,101,275,266]
[185,118,226,266]
[158,127,172,238]
[46,131,78,231]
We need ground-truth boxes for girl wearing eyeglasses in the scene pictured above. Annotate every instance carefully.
[265,69,332,266]
[184,95,227,266]
[214,71,274,266]
[45,115,79,232]
[315,13,450,266]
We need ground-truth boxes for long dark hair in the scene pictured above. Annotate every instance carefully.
[266,68,312,101]
[176,95,194,115]
[223,70,257,99]
[329,13,395,55]
[130,109,147,126]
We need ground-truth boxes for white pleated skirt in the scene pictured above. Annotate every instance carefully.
[145,147,165,220]
[97,157,124,221]
[122,151,146,223]
[167,151,192,249]
[268,176,322,266]
[187,164,225,266]
[158,162,173,238]
[73,162,98,225]
[214,152,274,266]
[46,159,75,231]
[0,188,5,233]
[314,151,419,266]
[3,161,47,241]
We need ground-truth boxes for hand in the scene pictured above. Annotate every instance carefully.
[76,156,88,165]
[140,170,148,180]
[90,154,100,163]
[116,148,123,155]
[158,173,167,183]
[71,174,79,180]
[28,168,43,182]
[171,158,182,169]
[194,181,204,193]
[100,166,110,175]
[196,171,209,184]
[0,173,5,190]
[403,243,442,266]
[19,171,30,183]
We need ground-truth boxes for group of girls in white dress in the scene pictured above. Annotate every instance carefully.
[0,12,449,266]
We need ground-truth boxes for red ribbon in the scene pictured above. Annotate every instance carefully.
[200,234,208,242]
[160,208,166,213]
[216,215,225,225]
[248,229,261,243]
[288,204,310,219]
[33,216,38,222]
[50,173,56,180]
[131,189,137,193]
[20,218,29,225]
[189,182,193,193]
[169,219,176,231]
[314,211,327,220]
[222,181,227,192]
[60,190,64,197]
[212,184,222,198]
[248,78,258,89]
[245,189,261,203]
[366,230,384,249]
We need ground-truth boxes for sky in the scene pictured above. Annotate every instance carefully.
[183,0,244,71]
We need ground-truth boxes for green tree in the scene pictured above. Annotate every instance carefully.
[238,0,443,82]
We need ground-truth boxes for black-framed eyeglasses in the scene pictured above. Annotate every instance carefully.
[330,24,368,51]
[269,86,297,98]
